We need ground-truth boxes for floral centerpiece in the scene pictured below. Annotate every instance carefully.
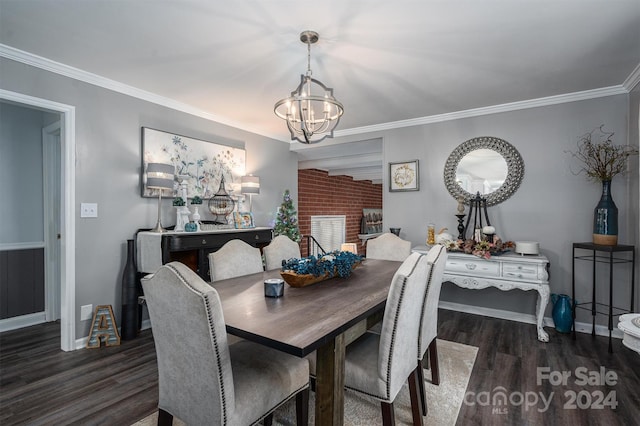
[440,236,514,259]
[280,250,364,287]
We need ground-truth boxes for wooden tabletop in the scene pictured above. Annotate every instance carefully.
[212,259,402,357]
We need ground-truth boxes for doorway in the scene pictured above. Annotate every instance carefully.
[43,121,61,322]
[0,89,76,351]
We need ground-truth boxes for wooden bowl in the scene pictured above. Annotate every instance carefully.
[280,271,331,288]
[280,261,362,288]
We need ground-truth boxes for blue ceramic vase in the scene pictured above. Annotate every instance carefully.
[593,180,618,246]
[551,294,573,333]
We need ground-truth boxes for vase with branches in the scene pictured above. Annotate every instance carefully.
[566,125,639,245]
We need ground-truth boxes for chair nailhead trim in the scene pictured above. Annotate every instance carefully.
[383,253,423,401]
[418,246,445,357]
[166,263,229,425]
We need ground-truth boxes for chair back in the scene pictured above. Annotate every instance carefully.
[263,235,302,270]
[141,262,234,425]
[377,252,432,400]
[418,244,448,359]
[366,232,412,261]
[208,239,263,281]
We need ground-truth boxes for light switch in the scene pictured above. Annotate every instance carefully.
[81,203,98,218]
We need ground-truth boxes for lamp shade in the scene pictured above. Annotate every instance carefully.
[146,163,174,190]
[241,175,260,194]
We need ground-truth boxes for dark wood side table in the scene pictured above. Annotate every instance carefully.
[572,242,636,353]
[136,227,273,281]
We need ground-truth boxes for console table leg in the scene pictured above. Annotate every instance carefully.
[536,285,550,342]
[608,251,614,353]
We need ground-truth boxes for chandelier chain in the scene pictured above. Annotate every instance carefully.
[306,41,312,77]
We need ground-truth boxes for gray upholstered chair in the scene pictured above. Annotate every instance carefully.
[141,262,309,426]
[263,235,302,271]
[366,232,412,261]
[416,244,448,415]
[208,239,263,282]
[309,252,431,425]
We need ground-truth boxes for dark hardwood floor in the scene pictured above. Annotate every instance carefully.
[1,310,639,425]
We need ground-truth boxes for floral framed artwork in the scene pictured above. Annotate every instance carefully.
[233,212,254,229]
[141,127,245,198]
[389,160,419,192]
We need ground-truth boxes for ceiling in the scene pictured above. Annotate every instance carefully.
[1,1,639,184]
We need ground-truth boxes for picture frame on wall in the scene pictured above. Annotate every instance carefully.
[141,127,246,198]
[389,160,419,192]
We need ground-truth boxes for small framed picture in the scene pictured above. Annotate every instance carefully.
[233,212,254,229]
[389,160,419,192]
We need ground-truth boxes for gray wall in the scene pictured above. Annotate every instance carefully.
[0,102,47,243]
[1,57,298,338]
[2,53,638,336]
[332,94,639,324]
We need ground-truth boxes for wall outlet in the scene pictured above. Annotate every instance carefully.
[80,203,98,218]
[81,304,93,320]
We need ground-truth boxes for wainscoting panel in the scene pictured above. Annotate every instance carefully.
[0,248,45,319]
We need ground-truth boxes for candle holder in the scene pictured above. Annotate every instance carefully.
[264,278,284,298]
[455,214,465,240]
[463,192,491,240]
[427,223,436,245]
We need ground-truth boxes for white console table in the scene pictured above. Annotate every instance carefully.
[412,246,550,342]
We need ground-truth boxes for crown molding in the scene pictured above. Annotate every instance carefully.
[1,43,634,141]
[334,85,629,137]
[623,62,640,91]
[0,43,285,140]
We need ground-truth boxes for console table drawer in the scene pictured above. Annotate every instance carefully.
[503,263,540,281]
[166,229,272,251]
[445,258,500,277]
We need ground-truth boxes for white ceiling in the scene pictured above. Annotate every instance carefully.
[2,0,639,184]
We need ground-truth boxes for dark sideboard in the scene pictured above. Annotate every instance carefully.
[136,227,273,281]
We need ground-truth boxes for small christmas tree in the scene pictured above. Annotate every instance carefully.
[274,189,302,242]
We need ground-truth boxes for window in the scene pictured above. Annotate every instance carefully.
[310,215,346,256]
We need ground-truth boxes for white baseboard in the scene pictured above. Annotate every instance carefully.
[74,319,153,350]
[439,301,624,339]
[0,312,46,332]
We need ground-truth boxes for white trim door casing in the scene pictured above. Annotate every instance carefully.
[43,121,61,322]
[1,89,76,351]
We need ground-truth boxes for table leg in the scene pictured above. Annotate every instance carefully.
[591,249,597,337]
[632,248,636,312]
[536,285,550,342]
[608,251,613,353]
[572,246,577,340]
[315,333,345,426]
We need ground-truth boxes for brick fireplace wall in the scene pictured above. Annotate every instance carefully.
[298,169,382,256]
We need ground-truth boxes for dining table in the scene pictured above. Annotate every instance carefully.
[211,258,402,426]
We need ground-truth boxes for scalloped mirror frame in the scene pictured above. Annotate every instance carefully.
[444,136,524,206]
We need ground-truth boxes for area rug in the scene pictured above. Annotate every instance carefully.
[132,339,477,426]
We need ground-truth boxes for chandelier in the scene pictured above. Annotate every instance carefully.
[274,31,344,144]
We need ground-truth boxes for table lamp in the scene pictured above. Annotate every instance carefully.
[241,175,260,212]
[146,162,175,232]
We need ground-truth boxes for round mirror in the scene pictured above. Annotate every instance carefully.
[444,136,524,206]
